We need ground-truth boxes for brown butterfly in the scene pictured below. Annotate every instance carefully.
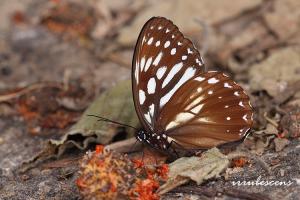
[132,17,253,153]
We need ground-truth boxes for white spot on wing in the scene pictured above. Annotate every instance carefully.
[195,76,205,81]
[208,77,219,84]
[153,52,163,66]
[139,90,145,105]
[185,96,204,110]
[224,82,232,88]
[182,55,187,60]
[239,101,244,107]
[208,90,213,95]
[166,112,194,130]
[226,117,231,120]
[147,77,156,94]
[135,61,139,84]
[234,91,239,96]
[155,40,160,47]
[160,67,196,107]
[162,62,183,88]
[149,103,155,117]
[158,26,162,30]
[171,48,176,55]
[164,41,170,48]
[144,57,153,72]
[191,104,203,113]
[243,114,247,121]
[178,42,182,46]
[166,28,170,33]
[187,48,192,54]
[144,113,151,124]
[147,37,153,45]
[156,66,167,79]
[140,57,145,72]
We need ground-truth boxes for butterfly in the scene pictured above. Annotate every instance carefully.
[132,17,253,154]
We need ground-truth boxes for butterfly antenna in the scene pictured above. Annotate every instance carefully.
[87,114,138,130]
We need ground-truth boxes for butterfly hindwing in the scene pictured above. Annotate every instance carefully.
[158,71,253,148]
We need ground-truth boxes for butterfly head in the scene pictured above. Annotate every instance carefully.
[136,130,146,142]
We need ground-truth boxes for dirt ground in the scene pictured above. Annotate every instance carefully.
[0,0,300,199]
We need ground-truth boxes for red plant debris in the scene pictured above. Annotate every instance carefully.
[232,157,248,168]
[77,147,169,200]
[12,84,83,135]
[156,164,169,180]
[41,1,96,39]
[132,159,145,169]
[95,145,104,154]
[131,178,160,200]
[11,10,27,24]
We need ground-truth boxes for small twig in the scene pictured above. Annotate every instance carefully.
[0,82,62,102]
[227,151,271,174]
[41,156,81,169]
[263,112,279,128]
[104,137,142,153]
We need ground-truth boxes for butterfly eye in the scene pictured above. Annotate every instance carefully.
[132,17,253,151]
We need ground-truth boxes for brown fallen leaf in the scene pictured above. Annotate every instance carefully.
[157,148,229,195]
[274,138,290,152]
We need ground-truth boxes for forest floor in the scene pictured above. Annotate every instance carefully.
[0,0,300,199]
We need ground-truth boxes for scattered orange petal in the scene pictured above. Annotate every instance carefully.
[156,164,169,180]
[95,145,104,154]
[132,159,144,169]
[232,157,248,168]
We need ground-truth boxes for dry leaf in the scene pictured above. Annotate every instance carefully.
[274,138,290,152]
[118,0,262,45]
[158,148,229,194]
[50,80,139,156]
[249,46,300,97]
[264,0,300,40]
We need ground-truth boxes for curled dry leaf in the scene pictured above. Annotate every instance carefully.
[21,80,138,171]
[50,80,139,156]
[158,148,229,195]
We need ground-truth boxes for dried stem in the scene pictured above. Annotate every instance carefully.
[104,137,142,153]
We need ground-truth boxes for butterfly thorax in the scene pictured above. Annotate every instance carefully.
[136,130,171,151]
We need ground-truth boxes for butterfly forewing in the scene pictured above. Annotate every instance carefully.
[132,17,205,133]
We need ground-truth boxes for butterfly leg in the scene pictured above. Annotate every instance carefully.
[166,141,180,158]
